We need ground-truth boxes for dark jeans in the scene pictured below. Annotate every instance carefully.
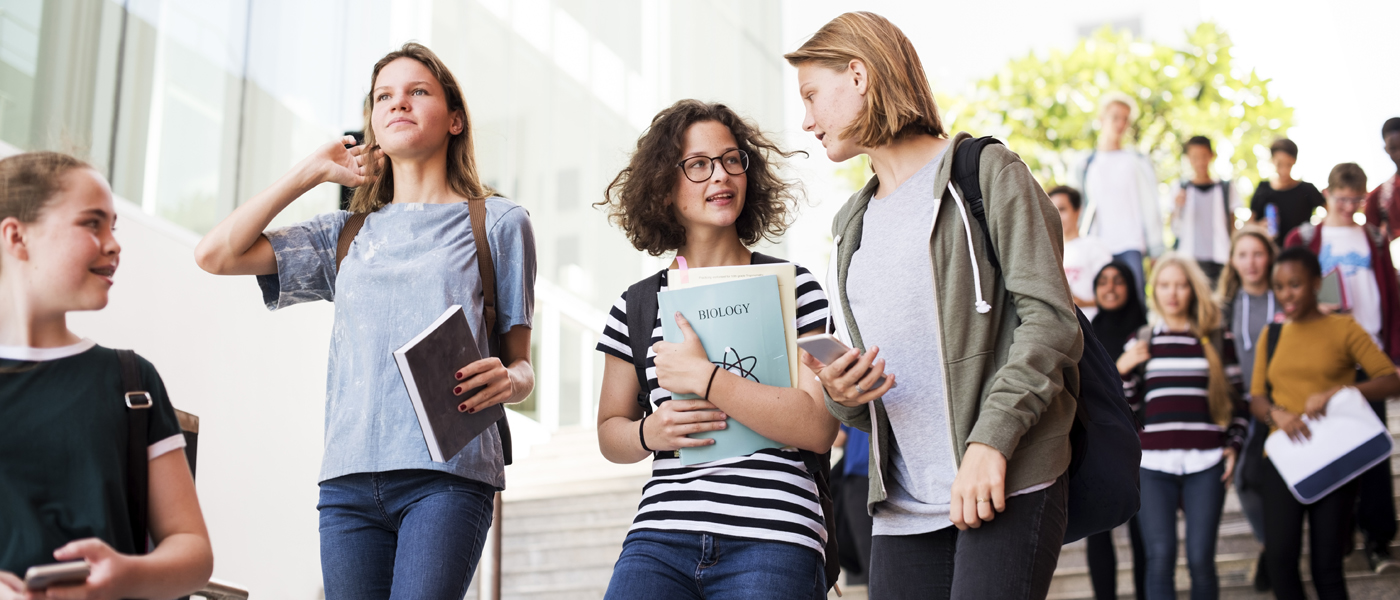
[833,472,873,585]
[868,476,1068,600]
[1137,462,1227,600]
[1262,457,1358,600]
[1356,400,1396,552]
[1085,516,1146,600]
[604,530,825,600]
[318,470,495,600]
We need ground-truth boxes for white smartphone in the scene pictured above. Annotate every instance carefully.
[796,333,886,388]
[24,560,89,590]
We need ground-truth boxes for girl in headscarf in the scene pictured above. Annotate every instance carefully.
[1083,260,1149,600]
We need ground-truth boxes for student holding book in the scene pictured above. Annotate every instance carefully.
[0,152,213,598]
[1250,247,1400,600]
[593,99,837,600]
[786,12,1082,599]
[194,43,536,598]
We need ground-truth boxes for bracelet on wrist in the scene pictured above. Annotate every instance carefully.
[638,414,654,453]
[703,364,721,400]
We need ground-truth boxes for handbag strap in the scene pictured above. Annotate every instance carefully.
[116,349,151,555]
[1264,322,1282,401]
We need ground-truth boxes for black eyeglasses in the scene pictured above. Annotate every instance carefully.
[677,149,749,183]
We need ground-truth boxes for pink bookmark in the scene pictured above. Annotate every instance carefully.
[676,256,689,284]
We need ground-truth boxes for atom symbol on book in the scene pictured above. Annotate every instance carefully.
[714,347,759,383]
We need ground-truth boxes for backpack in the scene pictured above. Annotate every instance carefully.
[335,201,514,465]
[624,253,841,592]
[954,136,1142,544]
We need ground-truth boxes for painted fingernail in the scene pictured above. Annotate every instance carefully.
[467,408,476,414]
[456,372,465,380]
[458,404,468,412]
[454,386,463,395]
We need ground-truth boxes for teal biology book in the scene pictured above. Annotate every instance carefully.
[657,274,791,466]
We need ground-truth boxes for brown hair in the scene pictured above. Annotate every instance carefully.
[597,100,802,256]
[1327,162,1366,194]
[784,12,944,147]
[0,152,91,226]
[1149,254,1236,427]
[350,43,494,213]
[1215,225,1277,304]
[1269,138,1298,159]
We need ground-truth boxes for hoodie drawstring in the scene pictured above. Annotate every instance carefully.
[945,183,992,314]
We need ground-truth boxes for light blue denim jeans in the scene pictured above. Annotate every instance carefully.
[1138,462,1227,600]
[604,530,825,600]
[318,470,495,600]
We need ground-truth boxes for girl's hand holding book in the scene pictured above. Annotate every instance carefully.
[651,312,719,397]
[645,400,728,451]
[1304,386,1342,420]
[453,357,517,414]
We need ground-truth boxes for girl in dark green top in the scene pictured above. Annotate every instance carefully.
[0,152,212,598]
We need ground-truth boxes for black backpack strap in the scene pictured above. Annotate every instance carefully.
[116,349,152,555]
[798,449,841,592]
[953,136,1006,272]
[625,270,666,417]
[1264,323,1282,401]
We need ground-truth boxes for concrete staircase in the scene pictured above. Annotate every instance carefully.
[466,401,1399,600]
[466,427,648,600]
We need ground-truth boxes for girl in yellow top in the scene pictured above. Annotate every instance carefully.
[1249,246,1399,600]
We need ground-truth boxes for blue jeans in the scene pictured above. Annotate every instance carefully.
[1113,250,1147,306]
[1138,462,1227,600]
[318,470,495,600]
[604,530,825,600]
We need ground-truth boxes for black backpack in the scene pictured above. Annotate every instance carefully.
[624,253,840,592]
[954,136,1142,544]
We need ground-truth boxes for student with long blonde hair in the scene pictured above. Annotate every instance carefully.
[1117,254,1248,600]
[195,43,536,597]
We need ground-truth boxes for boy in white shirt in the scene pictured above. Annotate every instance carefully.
[1074,92,1164,305]
[1170,136,1239,285]
[1051,185,1112,319]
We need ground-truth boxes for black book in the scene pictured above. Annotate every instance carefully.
[393,305,505,462]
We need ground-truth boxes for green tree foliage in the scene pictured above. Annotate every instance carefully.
[942,23,1294,192]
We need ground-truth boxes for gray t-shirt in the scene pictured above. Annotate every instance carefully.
[1231,290,1278,392]
[847,150,959,535]
[257,199,536,487]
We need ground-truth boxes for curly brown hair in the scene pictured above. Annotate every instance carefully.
[598,100,804,256]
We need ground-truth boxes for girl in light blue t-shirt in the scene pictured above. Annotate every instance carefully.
[196,43,536,598]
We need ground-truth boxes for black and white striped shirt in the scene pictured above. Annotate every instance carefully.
[596,264,831,554]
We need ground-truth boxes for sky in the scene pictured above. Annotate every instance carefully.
[774,0,1400,269]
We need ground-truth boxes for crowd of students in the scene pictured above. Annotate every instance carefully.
[1056,104,1400,600]
[2,9,1397,600]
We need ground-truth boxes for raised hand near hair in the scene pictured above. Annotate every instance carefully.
[802,345,896,408]
[314,136,381,189]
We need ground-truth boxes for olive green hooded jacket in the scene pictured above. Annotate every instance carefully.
[824,132,1083,510]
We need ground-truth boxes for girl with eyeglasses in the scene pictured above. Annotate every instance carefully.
[593,99,838,600]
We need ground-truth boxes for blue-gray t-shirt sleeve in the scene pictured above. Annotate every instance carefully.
[256,210,351,310]
[490,205,536,333]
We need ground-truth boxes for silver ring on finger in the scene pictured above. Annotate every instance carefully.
[854,384,865,394]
